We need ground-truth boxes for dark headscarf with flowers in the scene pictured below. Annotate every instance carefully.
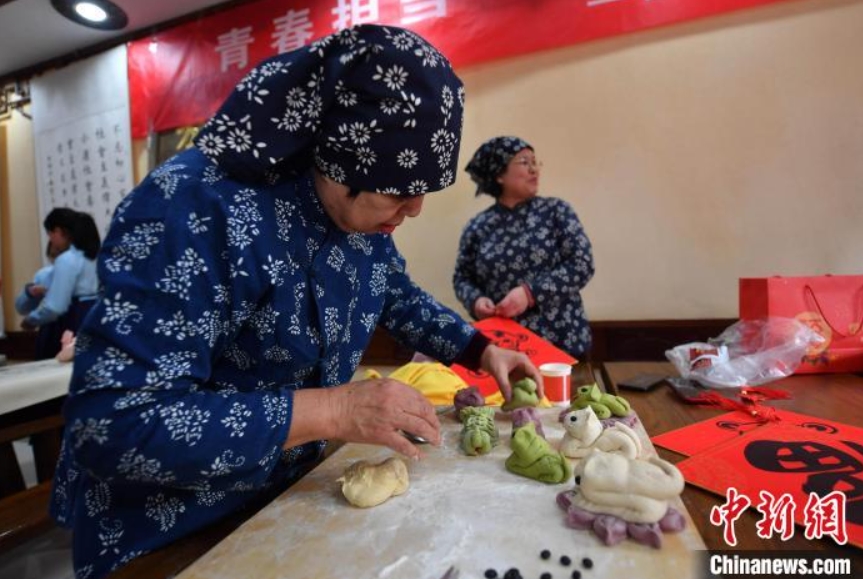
[464,136,533,198]
[194,24,464,196]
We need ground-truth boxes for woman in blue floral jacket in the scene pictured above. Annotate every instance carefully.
[454,136,595,359]
[51,26,540,579]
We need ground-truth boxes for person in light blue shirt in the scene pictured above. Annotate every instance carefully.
[21,208,101,358]
[15,242,57,316]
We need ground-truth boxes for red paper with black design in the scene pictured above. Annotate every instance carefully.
[675,421,863,549]
[652,409,863,457]
[450,317,576,397]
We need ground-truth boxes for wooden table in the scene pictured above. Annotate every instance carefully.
[603,362,863,567]
[0,359,73,416]
[175,409,705,579]
[0,360,72,496]
[110,366,863,578]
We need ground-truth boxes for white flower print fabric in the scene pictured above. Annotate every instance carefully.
[454,197,595,357]
[51,24,475,579]
[200,24,464,196]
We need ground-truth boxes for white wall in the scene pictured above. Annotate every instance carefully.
[394,0,863,321]
[3,0,862,332]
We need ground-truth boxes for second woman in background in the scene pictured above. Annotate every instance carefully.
[453,136,595,359]
[20,208,101,358]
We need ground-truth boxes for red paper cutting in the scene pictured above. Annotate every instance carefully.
[676,421,863,549]
[450,317,576,398]
[652,409,863,457]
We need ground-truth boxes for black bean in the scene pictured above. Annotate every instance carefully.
[484,570,498,579]
[540,573,552,579]
[559,555,571,566]
[571,571,582,579]
[582,557,593,569]
[504,568,522,579]
[540,549,551,560]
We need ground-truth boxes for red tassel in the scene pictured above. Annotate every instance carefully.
[740,386,792,401]
[687,391,783,424]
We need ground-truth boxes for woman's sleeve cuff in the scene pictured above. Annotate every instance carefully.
[452,331,491,371]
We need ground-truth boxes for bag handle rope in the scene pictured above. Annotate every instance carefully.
[802,284,863,339]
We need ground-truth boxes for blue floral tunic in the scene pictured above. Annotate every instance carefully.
[453,196,595,358]
[51,24,475,578]
[51,153,476,578]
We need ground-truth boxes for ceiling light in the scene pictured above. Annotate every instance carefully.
[75,3,108,23]
[51,0,128,31]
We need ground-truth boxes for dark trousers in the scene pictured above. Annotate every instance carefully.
[34,299,96,360]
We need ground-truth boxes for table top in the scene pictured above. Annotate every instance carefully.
[604,362,863,562]
[176,407,705,579]
[0,359,73,415]
[110,366,863,578]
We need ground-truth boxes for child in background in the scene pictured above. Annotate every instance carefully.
[15,241,59,315]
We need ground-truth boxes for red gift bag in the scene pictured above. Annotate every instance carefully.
[739,275,863,373]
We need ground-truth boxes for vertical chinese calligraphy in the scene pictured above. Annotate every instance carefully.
[32,46,133,242]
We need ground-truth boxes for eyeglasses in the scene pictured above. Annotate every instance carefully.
[511,158,543,170]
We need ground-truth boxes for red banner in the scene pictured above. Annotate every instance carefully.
[128,0,798,137]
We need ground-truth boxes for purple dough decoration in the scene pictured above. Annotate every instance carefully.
[557,495,686,548]
[565,505,597,531]
[594,515,628,546]
[601,413,640,429]
[454,386,485,419]
[659,506,687,532]
[626,522,663,549]
[511,407,545,438]
[556,490,575,511]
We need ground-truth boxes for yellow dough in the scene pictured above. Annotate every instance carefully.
[337,457,410,508]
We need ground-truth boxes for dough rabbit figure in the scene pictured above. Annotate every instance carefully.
[569,450,684,523]
[559,407,642,460]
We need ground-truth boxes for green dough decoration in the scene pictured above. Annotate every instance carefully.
[460,406,499,455]
[571,383,632,418]
[501,377,540,412]
[505,422,573,484]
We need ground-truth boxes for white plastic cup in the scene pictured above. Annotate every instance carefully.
[539,362,572,406]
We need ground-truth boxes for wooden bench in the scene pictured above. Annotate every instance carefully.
[0,480,54,554]
[0,397,65,555]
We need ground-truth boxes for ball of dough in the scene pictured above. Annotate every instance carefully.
[337,456,409,508]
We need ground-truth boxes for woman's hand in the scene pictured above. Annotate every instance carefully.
[495,286,530,318]
[473,296,496,319]
[287,378,441,460]
[479,344,543,402]
[28,284,48,299]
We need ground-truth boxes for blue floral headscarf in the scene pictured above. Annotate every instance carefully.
[464,136,533,198]
[195,24,465,196]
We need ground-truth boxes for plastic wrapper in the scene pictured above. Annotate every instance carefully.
[665,317,824,388]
